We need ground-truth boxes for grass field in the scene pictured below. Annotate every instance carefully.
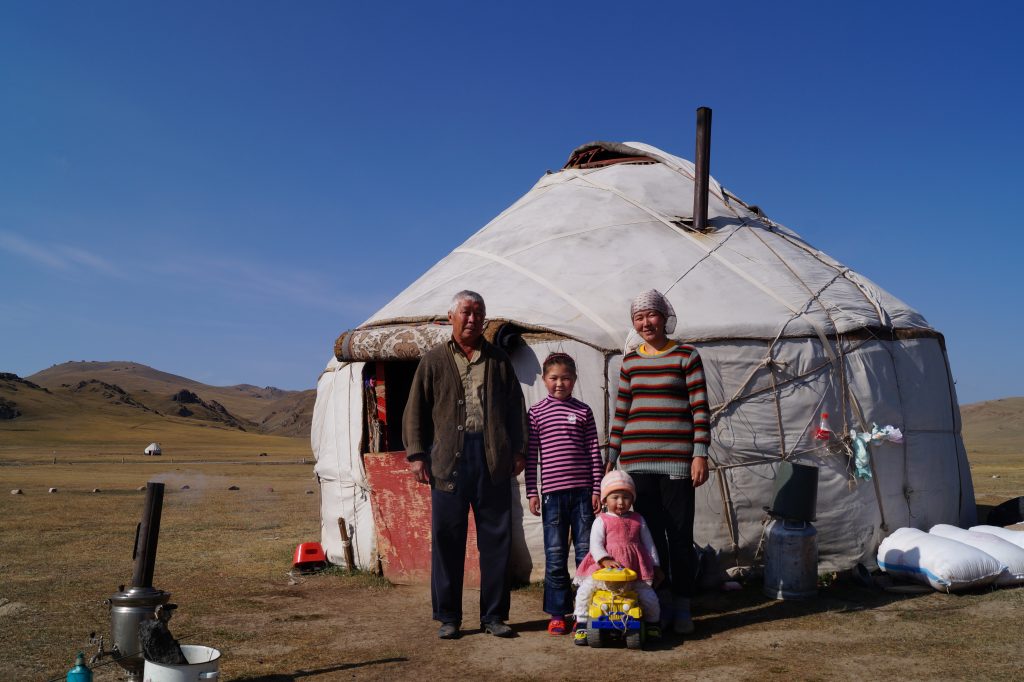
[1,402,1022,681]
[0,458,324,681]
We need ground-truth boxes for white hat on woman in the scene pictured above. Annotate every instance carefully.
[624,289,677,351]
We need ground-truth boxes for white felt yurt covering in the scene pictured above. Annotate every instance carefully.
[311,141,975,580]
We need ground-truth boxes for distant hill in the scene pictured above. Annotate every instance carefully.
[7,361,1019,460]
[21,361,314,436]
[960,396,1024,457]
[254,389,317,438]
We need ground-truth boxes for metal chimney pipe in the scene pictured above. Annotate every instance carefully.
[693,106,712,232]
[131,481,165,588]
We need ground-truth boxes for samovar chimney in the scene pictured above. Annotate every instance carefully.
[95,481,172,680]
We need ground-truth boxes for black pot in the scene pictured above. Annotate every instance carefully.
[768,461,818,522]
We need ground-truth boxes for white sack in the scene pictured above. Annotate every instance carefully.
[929,524,1024,586]
[970,525,1024,550]
[877,527,1002,592]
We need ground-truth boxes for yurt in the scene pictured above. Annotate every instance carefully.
[144,442,162,456]
[311,135,975,583]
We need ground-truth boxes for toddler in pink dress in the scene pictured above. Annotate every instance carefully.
[573,470,662,643]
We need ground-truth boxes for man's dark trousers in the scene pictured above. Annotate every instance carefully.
[430,433,511,625]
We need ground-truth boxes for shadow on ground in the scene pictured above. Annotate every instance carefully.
[689,575,932,639]
[233,657,408,681]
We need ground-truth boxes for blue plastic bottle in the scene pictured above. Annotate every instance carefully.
[66,652,92,682]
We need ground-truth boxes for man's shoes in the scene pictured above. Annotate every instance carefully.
[438,622,461,639]
[547,617,567,635]
[481,620,514,638]
[673,613,695,635]
[673,598,695,635]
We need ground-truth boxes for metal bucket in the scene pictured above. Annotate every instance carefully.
[763,519,818,600]
[142,645,220,682]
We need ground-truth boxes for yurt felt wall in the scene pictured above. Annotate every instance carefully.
[692,335,973,572]
[311,139,976,580]
[311,359,377,569]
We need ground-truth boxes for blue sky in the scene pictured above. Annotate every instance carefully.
[1,2,1021,403]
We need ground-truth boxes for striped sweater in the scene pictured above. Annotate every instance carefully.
[608,343,710,477]
[525,395,603,498]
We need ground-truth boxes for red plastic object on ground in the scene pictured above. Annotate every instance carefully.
[293,542,327,571]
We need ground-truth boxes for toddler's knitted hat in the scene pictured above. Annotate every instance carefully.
[601,470,636,502]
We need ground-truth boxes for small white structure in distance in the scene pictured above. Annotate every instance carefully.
[144,442,162,456]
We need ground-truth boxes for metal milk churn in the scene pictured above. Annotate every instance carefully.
[763,518,818,599]
[762,461,819,600]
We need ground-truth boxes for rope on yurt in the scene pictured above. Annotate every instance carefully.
[664,217,743,289]
[768,355,788,460]
[700,224,860,564]
[564,172,904,564]
[753,227,898,536]
[567,172,818,325]
[747,226,843,360]
[453,245,621,342]
[762,231,897,535]
[758,220,890,326]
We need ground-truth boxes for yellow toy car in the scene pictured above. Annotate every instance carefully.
[584,567,646,649]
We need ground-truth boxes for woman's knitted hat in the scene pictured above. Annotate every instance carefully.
[629,289,677,335]
[601,470,636,501]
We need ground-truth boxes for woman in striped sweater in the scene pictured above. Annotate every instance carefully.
[526,352,604,636]
[606,289,711,635]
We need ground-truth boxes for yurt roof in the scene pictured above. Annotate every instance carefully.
[360,141,932,353]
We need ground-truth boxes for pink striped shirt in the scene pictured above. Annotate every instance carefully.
[526,395,603,498]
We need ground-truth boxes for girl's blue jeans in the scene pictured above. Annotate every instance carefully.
[541,487,595,616]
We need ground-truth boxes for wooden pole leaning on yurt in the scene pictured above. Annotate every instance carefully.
[693,106,712,232]
[338,516,356,572]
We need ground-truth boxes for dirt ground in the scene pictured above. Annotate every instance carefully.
[3,454,1023,681]
[82,568,1024,682]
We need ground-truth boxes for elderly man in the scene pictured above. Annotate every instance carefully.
[403,290,528,640]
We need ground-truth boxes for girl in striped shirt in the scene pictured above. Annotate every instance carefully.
[526,352,604,636]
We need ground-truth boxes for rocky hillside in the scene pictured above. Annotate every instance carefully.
[29,361,305,424]
[13,361,314,436]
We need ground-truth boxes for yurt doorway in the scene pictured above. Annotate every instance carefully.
[361,360,417,455]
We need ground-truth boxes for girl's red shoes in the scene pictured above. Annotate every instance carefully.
[547,617,567,635]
